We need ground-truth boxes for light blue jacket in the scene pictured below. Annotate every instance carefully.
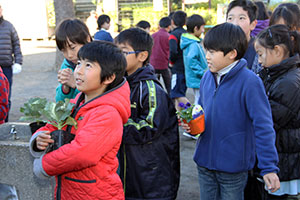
[55,59,80,102]
[180,33,207,88]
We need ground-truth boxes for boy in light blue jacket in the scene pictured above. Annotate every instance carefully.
[180,14,207,104]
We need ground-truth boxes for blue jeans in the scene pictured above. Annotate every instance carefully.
[197,166,248,200]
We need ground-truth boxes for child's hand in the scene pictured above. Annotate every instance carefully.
[36,131,54,151]
[179,119,191,133]
[263,172,280,193]
[58,68,76,88]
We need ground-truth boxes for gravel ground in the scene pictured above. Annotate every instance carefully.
[9,40,200,200]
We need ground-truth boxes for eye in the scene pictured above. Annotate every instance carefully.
[227,17,233,21]
[239,16,246,20]
[77,61,81,66]
[86,63,92,68]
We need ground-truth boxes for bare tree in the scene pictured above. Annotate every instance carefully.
[53,0,75,71]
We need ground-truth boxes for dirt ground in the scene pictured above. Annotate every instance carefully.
[9,40,200,200]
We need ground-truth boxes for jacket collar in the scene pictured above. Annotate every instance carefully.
[0,16,4,25]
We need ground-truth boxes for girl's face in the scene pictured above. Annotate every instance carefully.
[254,41,280,68]
[61,39,84,64]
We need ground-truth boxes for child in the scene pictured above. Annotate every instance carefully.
[55,19,92,102]
[149,16,172,94]
[136,20,151,33]
[270,3,300,31]
[251,1,269,37]
[94,14,114,42]
[180,14,207,104]
[0,66,9,124]
[169,10,188,110]
[115,28,180,200]
[255,24,300,199]
[185,22,280,200]
[226,0,259,72]
[29,41,131,200]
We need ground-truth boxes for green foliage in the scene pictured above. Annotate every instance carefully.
[46,0,55,28]
[20,98,77,130]
[176,102,194,123]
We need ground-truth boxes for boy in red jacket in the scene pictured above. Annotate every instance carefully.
[29,41,131,200]
[0,66,9,124]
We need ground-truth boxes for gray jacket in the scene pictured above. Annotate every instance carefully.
[0,17,22,67]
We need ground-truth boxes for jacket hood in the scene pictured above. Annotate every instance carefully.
[73,78,131,124]
[126,64,158,85]
[180,33,201,50]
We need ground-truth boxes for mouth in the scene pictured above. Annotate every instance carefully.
[75,78,84,85]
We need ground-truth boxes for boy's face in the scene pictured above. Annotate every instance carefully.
[117,43,143,75]
[194,25,205,38]
[205,49,235,73]
[74,59,106,101]
[102,21,110,30]
[226,6,257,41]
[61,39,84,64]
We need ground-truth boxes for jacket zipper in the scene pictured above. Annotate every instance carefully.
[56,130,63,200]
[123,143,127,195]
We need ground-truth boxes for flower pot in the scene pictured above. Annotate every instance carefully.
[49,130,75,151]
[29,122,46,135]
[183,114,205,135]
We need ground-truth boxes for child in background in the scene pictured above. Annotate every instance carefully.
[115,28,180,200]
[94,14,114,42]
[183,22,280,199]
[255,24,300,199]
[29,41,131,200]
[180,14,207,104]
[0,66,9,124]
[150,17,172,94]
[251,1,269,37]
[55,19,92,102]
[226,0,259,72]
[136,20,151,33]
[270,3,300,31]
[169,10,188,111]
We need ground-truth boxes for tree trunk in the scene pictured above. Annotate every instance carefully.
[53,0,75,71]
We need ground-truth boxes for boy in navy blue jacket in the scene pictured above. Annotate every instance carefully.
[115,28,180,200]
[190,23,280,200]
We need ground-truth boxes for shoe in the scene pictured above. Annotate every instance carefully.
[183,132,199,140]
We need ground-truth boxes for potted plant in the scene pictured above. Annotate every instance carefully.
[20,97,77,151]
[177,102,205,135]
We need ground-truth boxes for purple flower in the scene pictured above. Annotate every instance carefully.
[178,102,185,108]
[186,102,191,108]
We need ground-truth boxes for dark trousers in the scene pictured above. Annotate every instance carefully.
[155,68,171,95]
[2,67,12,122]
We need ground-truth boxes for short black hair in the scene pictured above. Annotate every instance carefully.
[172,11,187,27]
[203,23,247,60]
[159,17,171,28]
[270,3,300,31]
[186,14,205,33]
[227,0,258,23]
[115,28,153,65]
[255,1,269,20]
[97,14,110,29]
[136,20,151,30]
[77,41,127,92]
[55,19,92,51]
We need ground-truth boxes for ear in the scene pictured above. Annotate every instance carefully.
[194,26,199,33]
[102,74,116,85]
[273,45,286,58]
[227,49,238,60]
[87,36,92,42]
[137,51,149,63]
[249,19,257,31]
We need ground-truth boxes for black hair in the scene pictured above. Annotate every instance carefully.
[227,0,258,23]
[255,24,300,57]
[203,22,247,60]
[186,14,205,33]
[136,20,151,30]
[255,1,269,20]
[55,19,92,51]
[159,17,171,28]
[97,14,110,29]
[270,3,300,31]
[77,41,127,92]
[168,12,175,20]
[115,28,153,65]
[172,10,187,27]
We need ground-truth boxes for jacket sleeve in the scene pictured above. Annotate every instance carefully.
[0,72,9,121]
[169,34,178,64]
[55,59,80,102]
[41,108,123,176]
[123,80,173,144]
[11,24,22,65]
[187,43,207,77]
[245,75,279,176]
[268,78,300,128]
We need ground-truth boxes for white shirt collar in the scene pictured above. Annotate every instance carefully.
[216,60,239,84]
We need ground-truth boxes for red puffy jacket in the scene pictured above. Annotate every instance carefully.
[37,80,130,200]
